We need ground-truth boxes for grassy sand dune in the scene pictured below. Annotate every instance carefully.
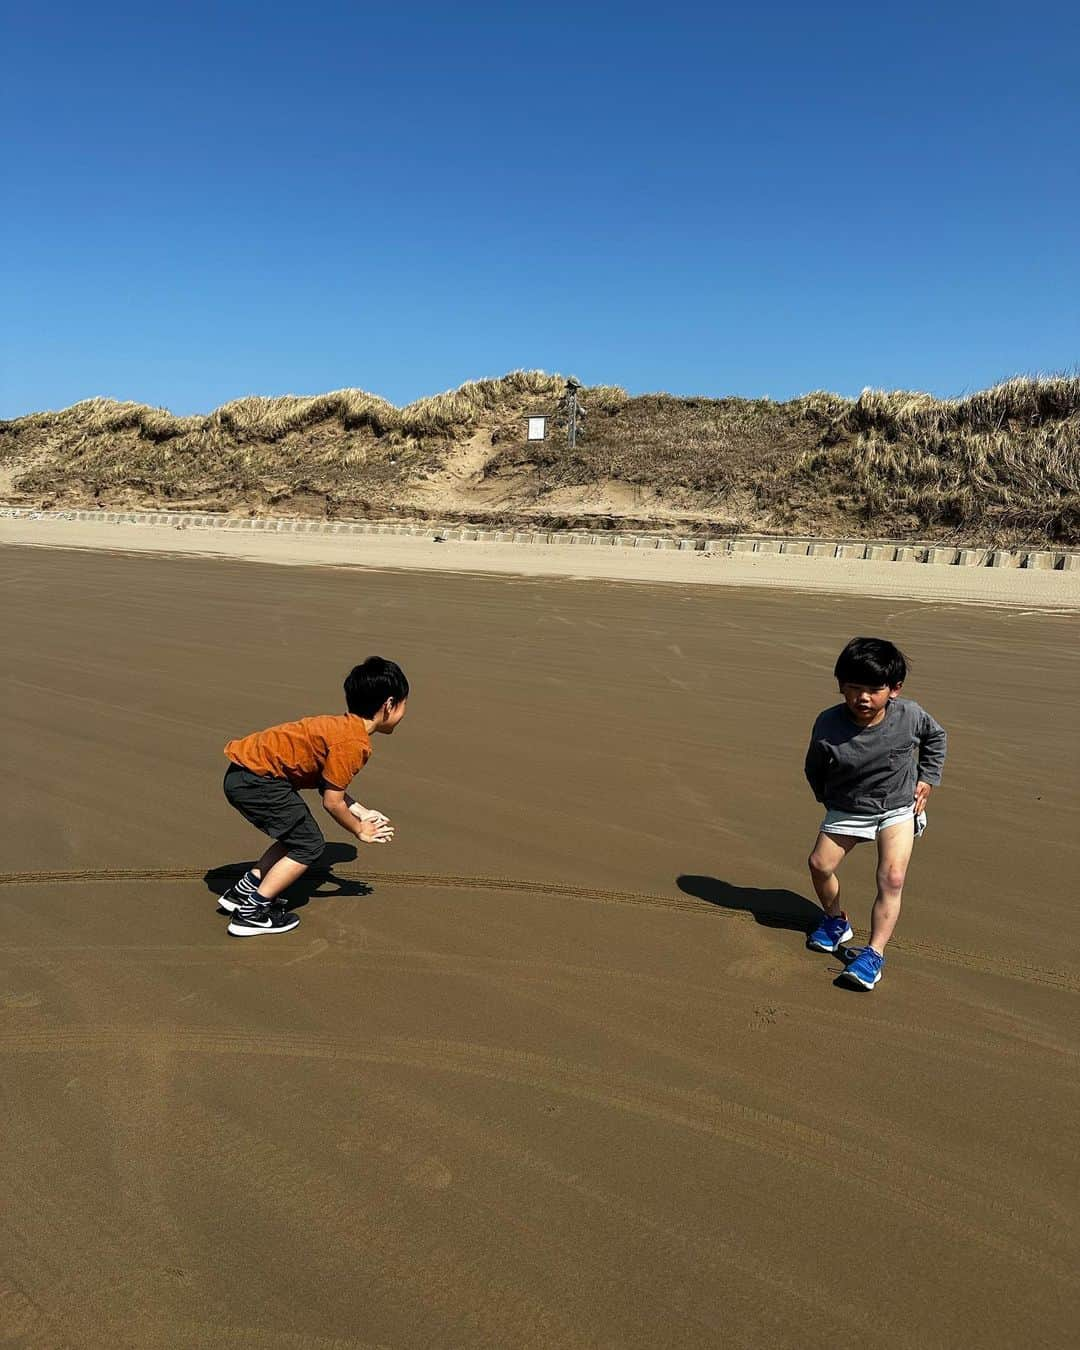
[2,370,1078,545]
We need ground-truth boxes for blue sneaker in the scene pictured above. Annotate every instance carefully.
[807,911,853,953]
[841,946,884,989]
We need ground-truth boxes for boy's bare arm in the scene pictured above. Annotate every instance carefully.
[322,787,394,844]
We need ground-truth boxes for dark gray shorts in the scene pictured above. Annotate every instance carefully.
[223,764,326,864]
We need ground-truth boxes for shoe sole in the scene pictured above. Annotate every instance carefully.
[807,927,853,953]
[227,919,300,937]
[840,968,881,989]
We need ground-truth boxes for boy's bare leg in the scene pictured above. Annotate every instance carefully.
[252,839,290,880]
[868,819,915,954]
[808,832,860,916]
[254,854,309,903]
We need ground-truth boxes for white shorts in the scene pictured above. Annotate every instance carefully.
[820,803,927,840]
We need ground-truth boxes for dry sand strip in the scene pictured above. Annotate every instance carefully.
[2,512,1079,608]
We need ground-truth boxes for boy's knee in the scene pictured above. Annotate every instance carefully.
[878,863,907,892]
[808,851,832,878]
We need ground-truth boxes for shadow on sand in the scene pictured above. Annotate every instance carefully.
[675,874,820,933]
[203,842,372,913]
[677,875,871,990]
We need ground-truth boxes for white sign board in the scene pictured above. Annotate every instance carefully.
[527,417,546,441]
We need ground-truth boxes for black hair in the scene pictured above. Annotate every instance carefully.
[344,657,409,717]
[834,637,908,688]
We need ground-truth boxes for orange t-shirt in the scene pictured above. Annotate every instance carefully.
[224,714,371,790]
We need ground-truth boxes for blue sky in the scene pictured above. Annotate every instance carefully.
[2,0,1078,416]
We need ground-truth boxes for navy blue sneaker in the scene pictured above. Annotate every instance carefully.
[227,901,300,937]
[807,911,853,953]
[840,946,884,989]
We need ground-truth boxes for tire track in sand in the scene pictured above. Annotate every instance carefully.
[0,866,1076,992]
[4,864,1074,993]
[0,1026,1075,1289]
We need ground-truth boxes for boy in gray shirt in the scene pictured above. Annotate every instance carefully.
[804,637,947,990]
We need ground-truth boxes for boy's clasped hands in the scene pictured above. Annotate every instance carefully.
[348,800,395,844]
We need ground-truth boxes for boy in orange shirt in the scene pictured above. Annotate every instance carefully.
[219,656,408,936]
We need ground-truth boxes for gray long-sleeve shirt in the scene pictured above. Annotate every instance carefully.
[804,697,947,813]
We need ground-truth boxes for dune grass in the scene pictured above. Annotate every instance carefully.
[799,377,1080,540]
[2,370,1077,544]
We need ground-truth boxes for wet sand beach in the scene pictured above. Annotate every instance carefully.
[2,544,1077,1348]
